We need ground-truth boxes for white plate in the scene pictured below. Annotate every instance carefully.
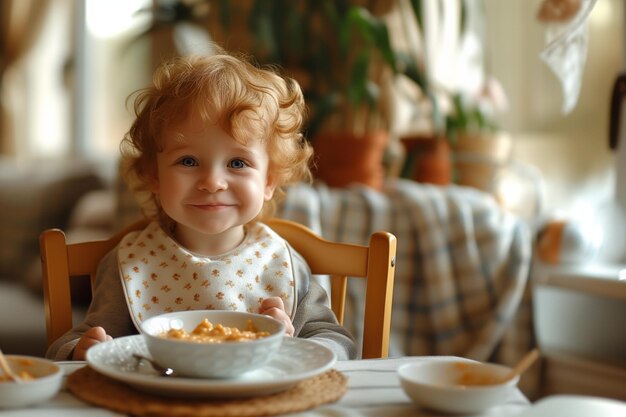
[56,361,88,377]
[86,335,336,399]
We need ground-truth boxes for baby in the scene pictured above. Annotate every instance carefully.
[46,48,356,361]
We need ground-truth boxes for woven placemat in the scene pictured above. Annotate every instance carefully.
[67,366,347,417]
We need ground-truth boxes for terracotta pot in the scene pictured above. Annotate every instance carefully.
[400,136,452,185]
[312,131,389,190]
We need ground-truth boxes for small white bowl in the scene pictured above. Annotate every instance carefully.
[0,355,63,409]
[398,359,519,414]
[141,310,286,379]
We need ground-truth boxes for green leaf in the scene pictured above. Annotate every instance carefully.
[428,91,445,136]
[307,92,341,139]
[348,51,370,105]
[396,53,428,90]
[364,81,380,108]
[410,0,423,35]
[345,6,396,72]
[452,93,469,130]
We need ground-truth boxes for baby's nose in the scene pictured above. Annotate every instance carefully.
[197,168,227,191]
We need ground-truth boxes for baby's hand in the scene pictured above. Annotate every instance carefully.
[72,326,112,360]
[259,297,294,337]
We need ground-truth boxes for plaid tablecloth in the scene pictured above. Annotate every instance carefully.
[277,179,534,370]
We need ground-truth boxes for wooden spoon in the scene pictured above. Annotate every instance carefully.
[502,348,540,382]
[0,348,21,383]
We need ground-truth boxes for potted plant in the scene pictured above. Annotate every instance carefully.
[245,1,410,190]
[392,0,511,191]
[131,0,428,190]
[444,84,512,191]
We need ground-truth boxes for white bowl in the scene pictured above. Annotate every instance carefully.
[398,359,519,414]
[0,355,63,409]
[141,310,286,379]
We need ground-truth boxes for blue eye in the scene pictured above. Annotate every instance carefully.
[229,159,247,169]
[179,157,197,167]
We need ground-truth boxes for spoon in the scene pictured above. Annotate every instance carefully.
[501,348,540,382]
[0,348,21,383]
[132,354,175,377]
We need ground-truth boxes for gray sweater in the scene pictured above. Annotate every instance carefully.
[46,241,356,361]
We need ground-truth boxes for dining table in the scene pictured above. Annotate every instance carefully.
[0,355,533,417]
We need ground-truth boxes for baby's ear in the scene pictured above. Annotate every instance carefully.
[264,175,277,201]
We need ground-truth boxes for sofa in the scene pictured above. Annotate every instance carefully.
[0,157,118,356]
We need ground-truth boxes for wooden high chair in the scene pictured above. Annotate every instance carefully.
[40,218,397,358]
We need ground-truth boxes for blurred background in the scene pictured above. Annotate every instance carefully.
[0,0,622,218]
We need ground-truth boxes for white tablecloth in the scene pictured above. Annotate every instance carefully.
[0,356,531,417]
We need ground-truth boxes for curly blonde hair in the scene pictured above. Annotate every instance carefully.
[120,51,313,226]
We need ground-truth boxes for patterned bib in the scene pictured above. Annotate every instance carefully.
[117,221,296,329]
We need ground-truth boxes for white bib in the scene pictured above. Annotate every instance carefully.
[117,221,296,329]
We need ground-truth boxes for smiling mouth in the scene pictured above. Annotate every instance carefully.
[190,203,232,210]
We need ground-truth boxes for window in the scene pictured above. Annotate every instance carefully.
[18,0,150,159]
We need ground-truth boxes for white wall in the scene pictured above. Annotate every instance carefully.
[485,0,624,217]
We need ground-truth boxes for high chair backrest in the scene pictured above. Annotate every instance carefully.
[40,218,397,358]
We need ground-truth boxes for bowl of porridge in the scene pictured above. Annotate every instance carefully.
[398,359,520,414]
[0,355,63,409]
[140,310,286,378]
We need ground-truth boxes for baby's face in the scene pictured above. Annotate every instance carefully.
[152,114,276,253]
